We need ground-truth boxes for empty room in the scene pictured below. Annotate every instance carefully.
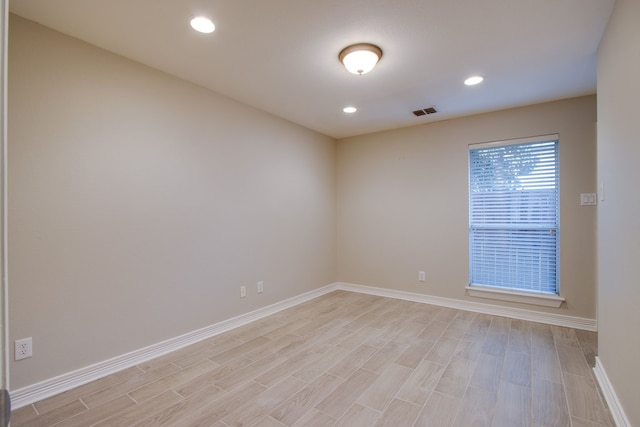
[0,0,638,426]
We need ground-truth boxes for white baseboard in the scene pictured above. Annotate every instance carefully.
[10,283,339,410]
[594,357,631,427]
[336,282,597,331]
[10,281,598,410]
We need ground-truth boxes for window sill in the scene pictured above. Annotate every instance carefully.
[465,285,565,308]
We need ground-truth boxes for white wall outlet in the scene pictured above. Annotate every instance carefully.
[419,271,426,282]
[240,286,246,298]
[257,281,264,294]
[15,337,32,361]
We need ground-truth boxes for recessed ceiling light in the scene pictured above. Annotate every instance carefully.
[343,106,357,113]
[464,76,484,86]
[190,16,215,34]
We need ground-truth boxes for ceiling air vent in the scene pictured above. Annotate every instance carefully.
[413,107,437,117]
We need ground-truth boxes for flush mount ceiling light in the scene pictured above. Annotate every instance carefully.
[190,16,215,33]
[464,76,484,86]
[339,43,383,75]
[343,106,357,113]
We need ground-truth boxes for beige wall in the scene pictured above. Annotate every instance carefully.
[337,96,597,319]
[8,15,337,389]
[597,0,640,424]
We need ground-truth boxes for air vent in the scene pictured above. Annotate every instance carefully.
[412,107,437,117]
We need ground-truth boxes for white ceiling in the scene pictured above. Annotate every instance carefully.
[9,0,615,139]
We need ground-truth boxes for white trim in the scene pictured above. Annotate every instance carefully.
[337,282,596,331]
[469,133,559,149]
[9,283,338,409]
[465,285,565,308]
[0,0,8,392]
[594,357,631,427]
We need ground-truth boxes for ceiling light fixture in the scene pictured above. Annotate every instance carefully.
[464,76,484,86]
[190,16,215,33]
[343,106,357,113]
[339,43,382,75]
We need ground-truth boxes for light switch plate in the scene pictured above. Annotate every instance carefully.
[580,193,597,206]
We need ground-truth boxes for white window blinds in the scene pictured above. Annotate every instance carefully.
[469,136,559,294]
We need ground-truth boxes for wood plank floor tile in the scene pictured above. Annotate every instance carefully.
[327,344,378,378]
[334,403,381,427]
[9,405,38,426]
[532,342,562,382]
[551,326,581,348]
[454,338,484,360]
[210,336,272,364]
[442,318,473,340]
[435,355,476,398]
[395,338,436,369]
[372,398,421,427]
[290,408,336,427]
[396,359,445,406]
[489,317,510,334]
[292,345,349,383]
[32,366,141,415]
[469,352,504,392]
[425,336,460,365]
[414,391,461,427]
[452,386,497,427]
[214,352,287,391]
[482,332,508,357]
[502,350,532,387]
[575,330,598,368]
[532,377,570,427]
[315,368,379,419]
[269,373,343,426]
[128,359,217,403]
[175,356,253,398]
[93,390,182,427]
[255,350,319,387]
[246,415,286,427]
[54,396,136,427]
[132,384,226,427]
[557,344,593,378]
[491,382,531,427]
[563,373,614,426]
[463,314,492,341]
[507,319,532,354]
[222,377,306,427]
[417,320,450,341]
[363,340,409,373]
[356,363,412,411]
[176,381,267,427]
[15,400,86,427]
[570,417,609,427]
[82,362,180,408]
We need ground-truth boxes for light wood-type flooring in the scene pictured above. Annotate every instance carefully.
[11,291,614,426]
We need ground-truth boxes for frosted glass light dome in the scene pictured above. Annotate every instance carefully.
[339,44,382,75]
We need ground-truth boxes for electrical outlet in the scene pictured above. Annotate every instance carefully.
[257,281,264,293]
[240,286,246,298]
[419,271,426,282]
[15,337,32,361]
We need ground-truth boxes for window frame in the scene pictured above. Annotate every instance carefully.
[466,134,564,308]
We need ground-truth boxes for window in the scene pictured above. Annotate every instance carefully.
[468,135,559,299]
